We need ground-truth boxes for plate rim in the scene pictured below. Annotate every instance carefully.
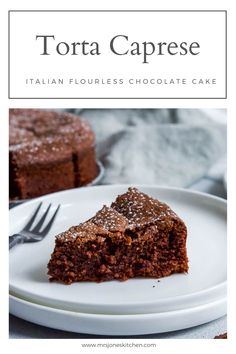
[9,293,227,336]
[9,183,227,210]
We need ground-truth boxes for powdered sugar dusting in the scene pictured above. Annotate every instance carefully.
[111,187,176,230]
[91,205,128,232]
[9,109,95,166]
[56,221,108,243]
[56,187,178,243]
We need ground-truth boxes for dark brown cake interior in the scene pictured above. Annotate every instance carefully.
[48,188,188,284]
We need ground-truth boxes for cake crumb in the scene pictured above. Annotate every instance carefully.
[214,332,227,339]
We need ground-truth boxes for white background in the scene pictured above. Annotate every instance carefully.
[9,11,226,98]
[0,0,236,354]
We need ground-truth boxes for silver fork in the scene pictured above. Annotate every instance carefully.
[9,202,61,249]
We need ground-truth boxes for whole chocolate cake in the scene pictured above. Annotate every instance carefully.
[9,109,97,199]
[48,188,188,284]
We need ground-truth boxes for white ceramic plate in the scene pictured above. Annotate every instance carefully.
[9,294,226,336]
[9,185,227,316]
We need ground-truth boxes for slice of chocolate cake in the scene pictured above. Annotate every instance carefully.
[48,188,188,283]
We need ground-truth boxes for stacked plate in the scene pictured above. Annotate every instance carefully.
[9,185,227,336]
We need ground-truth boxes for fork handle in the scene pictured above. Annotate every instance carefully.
[9,234,24,250]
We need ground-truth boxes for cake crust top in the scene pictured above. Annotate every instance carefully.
[56,188,184,244]
[90,206,129,232]
[111,187,177,230]
[9,109,95,164]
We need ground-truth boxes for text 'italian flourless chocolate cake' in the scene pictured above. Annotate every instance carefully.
[48,188,188,283]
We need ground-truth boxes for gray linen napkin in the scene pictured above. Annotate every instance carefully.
[66,109,226,188]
